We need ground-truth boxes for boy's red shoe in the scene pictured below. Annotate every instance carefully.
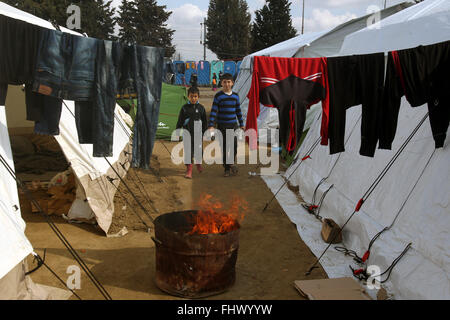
[196,164,203,173]
[185,164,193,179]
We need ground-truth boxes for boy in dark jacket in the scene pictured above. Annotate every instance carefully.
[176,86,207,178]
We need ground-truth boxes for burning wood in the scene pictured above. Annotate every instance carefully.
[188,193,248,235]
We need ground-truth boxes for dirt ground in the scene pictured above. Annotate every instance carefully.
[23,87,327,300]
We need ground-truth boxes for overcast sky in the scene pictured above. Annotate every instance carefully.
[111,0,413,60]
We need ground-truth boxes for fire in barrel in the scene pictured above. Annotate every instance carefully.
[153,194,247,298]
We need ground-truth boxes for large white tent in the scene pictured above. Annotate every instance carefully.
[263,0,450,299]
[235,2,411,144]
[0,2,132,299]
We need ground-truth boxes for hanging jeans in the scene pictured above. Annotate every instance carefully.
[125,45,165,169]
[32,29,98,101]
[25,86,63,135]
[0,15,62,134]
[74,43,165,165]
[75,40,124,157]
[32,28,164,166]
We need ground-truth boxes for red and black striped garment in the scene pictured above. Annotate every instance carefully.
[246,56,329,151]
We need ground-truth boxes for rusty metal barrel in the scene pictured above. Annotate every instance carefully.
[152,210,240,298]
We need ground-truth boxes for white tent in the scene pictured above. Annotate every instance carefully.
[0,2,132,299]
[0,106,72,300]
[235,2,412,144]
[263,0,450,299]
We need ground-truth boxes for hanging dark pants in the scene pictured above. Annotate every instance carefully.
[381,41,450,149]
[127,45,165,169]
[0,15,62,134]
[327,53,385,157]
[75,40,124,156]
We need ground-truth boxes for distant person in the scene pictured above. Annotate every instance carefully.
[212,73,217,91]
[208,73,245,177]
[176,86,207,179]
[189,73,198,88]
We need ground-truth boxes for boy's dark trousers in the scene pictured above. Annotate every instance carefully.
[218,124,237,171]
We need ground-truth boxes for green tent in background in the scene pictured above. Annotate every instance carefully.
[116,83,188,140]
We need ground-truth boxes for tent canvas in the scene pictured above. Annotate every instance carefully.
[263,0,450,299]
[234,2,411,144]
[156,83,188,140]
[236,60,242,76]
[0,1,135,299]
[0,105,71,300]
[0,105,33,281]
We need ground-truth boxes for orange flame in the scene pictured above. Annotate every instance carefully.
[188,193,248,235]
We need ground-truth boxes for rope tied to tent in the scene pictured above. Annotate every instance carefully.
[106,175,152,231]
[301,183,334,222]
[350,242,412,284]
[27,251,82,300]
[262,136,322,212]
[119,159,160,212]
[334,246,365,265]
[25,249,46,276]
[301,114,361,220]
[0,154,112,300]
[105,158,156,223]
[337,147,436,267]
[305,112,429,276]
[61,101,161,216]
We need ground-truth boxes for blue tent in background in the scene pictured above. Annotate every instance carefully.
[197,60,211,85]
[210,60,223,83]
[173,60,185,85]
[224,61,237,78]
[184,61,197,85]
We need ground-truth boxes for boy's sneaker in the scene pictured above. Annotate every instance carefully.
[230,165,238,176]
[223,170,230,177]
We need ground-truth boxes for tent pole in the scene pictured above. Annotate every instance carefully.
[301,0,305,34]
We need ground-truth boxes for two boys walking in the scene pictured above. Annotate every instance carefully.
[176,73,244,179]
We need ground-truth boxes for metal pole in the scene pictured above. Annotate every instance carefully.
[301,0,305,34]
[384,0,387,9]
[203,18,207,60]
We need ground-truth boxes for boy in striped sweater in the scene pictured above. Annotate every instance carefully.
[208,73,245,177]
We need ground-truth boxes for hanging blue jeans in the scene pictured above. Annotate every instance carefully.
[33,28,164,167]
[126,45,164,169]
[32,29,98,101]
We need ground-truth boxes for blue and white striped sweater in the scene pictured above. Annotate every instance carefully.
[208,91,244,127]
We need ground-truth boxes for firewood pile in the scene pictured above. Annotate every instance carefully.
[19,170,76,216]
